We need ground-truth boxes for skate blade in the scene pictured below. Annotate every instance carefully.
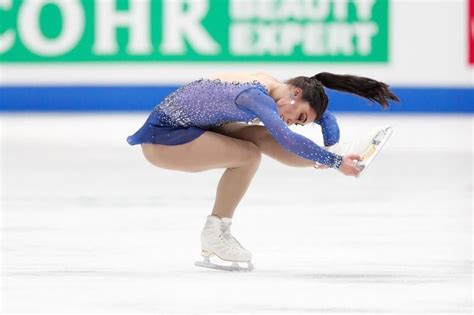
[356,126,393,178]
[194,255,254,272]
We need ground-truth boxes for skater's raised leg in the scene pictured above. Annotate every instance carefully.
[211,123,315,168]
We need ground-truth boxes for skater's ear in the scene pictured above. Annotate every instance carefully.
[293,87,303,99]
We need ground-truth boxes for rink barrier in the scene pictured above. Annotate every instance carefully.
[0,86,472,113]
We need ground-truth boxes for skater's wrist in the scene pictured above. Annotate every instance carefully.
[337,155,363,176]
[313,154,342,170]
[330,155,343,169]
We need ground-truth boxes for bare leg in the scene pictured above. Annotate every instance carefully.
[258,133,315,167]
[210,123,315,168]
[141,131,262,219]
[211,154,261,218]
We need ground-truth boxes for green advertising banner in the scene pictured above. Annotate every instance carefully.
[0,0,389,62]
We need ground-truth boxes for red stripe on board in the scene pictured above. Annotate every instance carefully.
[469,0,474,64]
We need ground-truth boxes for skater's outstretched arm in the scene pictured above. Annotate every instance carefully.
[314,111,340,147]
[235,87,344,169]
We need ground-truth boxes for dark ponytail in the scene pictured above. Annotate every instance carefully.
[313,72,399,109]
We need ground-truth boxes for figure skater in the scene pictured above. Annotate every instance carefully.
[126,72,399,271]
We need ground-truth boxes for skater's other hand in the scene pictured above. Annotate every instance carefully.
[338,154,362,176]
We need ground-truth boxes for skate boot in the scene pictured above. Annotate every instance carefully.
[356,126,393,177]
[322,126,393,176]
[194,215,254,272]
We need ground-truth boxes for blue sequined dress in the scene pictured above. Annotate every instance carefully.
[127,78,343,168]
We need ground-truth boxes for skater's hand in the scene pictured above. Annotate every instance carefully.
[338,154,362,177]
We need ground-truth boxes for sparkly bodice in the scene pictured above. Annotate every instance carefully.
[153,78,266,128]
[146,77,342,168]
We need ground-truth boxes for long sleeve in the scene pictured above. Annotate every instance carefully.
[314,111,340,147]
[235,87,343,168]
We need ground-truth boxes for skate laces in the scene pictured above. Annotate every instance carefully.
[220,221,245,252]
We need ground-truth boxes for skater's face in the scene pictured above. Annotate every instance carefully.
[276,87,317,126]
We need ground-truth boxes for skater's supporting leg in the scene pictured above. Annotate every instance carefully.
[141,131,262,219]
[195,215,254,271]
[211,123,315,168]
[211,147,261,219]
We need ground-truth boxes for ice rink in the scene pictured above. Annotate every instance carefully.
[1,113,472,314]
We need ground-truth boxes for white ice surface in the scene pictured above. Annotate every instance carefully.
[1,113,472,314]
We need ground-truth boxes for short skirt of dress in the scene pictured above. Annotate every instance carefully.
[126,110,208,146]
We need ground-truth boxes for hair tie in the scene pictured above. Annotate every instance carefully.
[310,76,323,89]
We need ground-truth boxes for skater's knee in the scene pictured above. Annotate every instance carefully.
[243,142,262,166]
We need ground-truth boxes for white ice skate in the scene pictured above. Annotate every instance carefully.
[355,126,393,178]
[194,215,254,272]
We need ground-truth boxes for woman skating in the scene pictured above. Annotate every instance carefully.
[127,72,399,271]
